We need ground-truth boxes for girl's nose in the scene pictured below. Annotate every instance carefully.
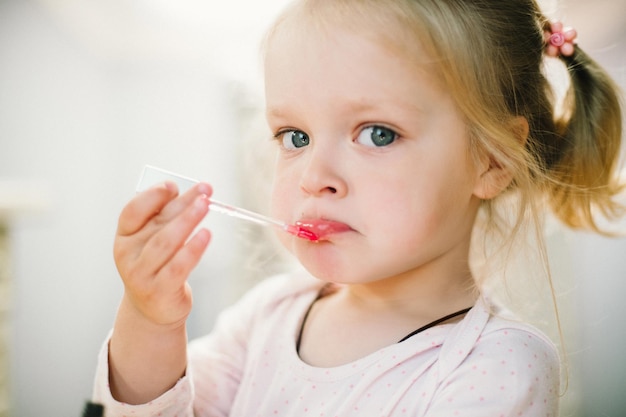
[298,145,348,198]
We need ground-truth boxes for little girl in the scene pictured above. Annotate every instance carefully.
[93,1,623,416]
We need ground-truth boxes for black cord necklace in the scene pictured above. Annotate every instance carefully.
[296,290,473,351]
[397,306,472,343]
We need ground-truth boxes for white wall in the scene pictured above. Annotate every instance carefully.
[0,0,624,416]
[0,0,289,415]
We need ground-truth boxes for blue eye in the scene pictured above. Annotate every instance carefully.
[279,130,310,149]
[356,126,397,147]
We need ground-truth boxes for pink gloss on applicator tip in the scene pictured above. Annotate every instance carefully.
[293,219,352,241]
[285,224,320,241]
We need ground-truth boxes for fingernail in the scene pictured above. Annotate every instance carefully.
[197,183,211,195]
[194,194,209,210]
[162,181,178,193]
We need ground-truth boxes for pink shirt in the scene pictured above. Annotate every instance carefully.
[93,272,560,417]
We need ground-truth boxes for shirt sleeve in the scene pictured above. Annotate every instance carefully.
[423,326,560,417]
[91,331,195,417]
[92,274,308,417]
[90,292,259,417]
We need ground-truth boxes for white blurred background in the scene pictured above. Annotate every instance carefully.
[0,0,624,416]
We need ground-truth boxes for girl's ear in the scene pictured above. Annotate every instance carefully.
[473,156,514,200]
[473,117,529,200]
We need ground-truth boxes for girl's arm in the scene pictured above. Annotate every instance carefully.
[108,295,189,404]
[107,181,212,404]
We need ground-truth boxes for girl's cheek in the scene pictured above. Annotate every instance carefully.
[270,181,291,221]
[270,166,299,211]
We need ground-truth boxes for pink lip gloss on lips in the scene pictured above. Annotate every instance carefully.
[136,165,320,242]
[294,219,352,241]
[284,224,320,241]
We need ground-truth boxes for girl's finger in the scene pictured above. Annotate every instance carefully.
[135,194,210,276]
[155,227,212,291]
[157,182,213,224]
[117,181,212,237]
[117,181,179,236]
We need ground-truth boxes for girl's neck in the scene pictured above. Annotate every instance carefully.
[298,270,477,368]
[338,266,477,319]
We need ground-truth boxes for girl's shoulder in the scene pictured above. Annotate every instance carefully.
[450,299,561,382]
[436,297,560,380]
[481,304,559,360]
[430,301,561,413]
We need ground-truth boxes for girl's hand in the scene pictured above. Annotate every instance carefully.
[113,181,212,328]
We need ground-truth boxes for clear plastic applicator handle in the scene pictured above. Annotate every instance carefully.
[135,165,318,241]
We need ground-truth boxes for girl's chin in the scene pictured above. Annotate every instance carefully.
[295,247,345,281]
[297,252,377,285]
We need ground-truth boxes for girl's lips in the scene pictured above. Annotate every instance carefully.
[295,219,353,241]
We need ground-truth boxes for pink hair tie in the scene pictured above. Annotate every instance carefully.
[544,21,577,58]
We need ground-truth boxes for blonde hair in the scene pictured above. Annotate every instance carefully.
[267,0,624,240]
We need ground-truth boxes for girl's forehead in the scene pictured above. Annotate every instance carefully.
[265,5,445,94]
[266,2,436,68]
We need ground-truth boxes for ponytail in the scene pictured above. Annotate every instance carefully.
[543,47,624,232]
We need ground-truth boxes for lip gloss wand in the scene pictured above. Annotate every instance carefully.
[205,199,319,241]
[136,165,319,241]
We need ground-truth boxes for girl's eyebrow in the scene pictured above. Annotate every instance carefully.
[265,107,286,118]
[265,104,302,121]
[344,98,426,114]
[266,98,426,119]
